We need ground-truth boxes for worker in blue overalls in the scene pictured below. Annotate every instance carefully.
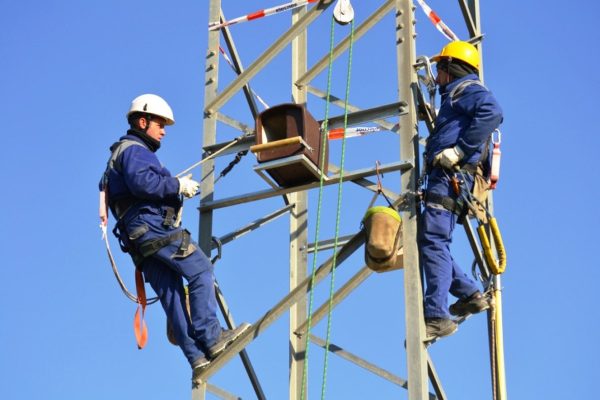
[420,42,503,340]
[100,94,250,385]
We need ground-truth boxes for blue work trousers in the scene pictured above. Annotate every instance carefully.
[123,209,221,366]
[141,237,221,365]
[419,169,480,318]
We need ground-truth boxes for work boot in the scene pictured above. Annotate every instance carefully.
[191,357,210,388]
[449,291,490,317]
[206,322,251,359]
[425,318,457,341]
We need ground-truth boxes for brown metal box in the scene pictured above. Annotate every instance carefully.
[255,103,328,187]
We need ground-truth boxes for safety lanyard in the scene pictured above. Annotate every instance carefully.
[490,129,502,190]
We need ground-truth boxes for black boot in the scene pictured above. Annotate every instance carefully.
[425,318,458,340]
[191,356,210,388]
[449,291,490,317]
[206,322,251,359]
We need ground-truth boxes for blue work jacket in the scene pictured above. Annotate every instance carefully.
[425,74,503,167]
[101,132,182,225]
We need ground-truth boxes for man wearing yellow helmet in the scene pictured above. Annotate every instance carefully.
[420,42,503,340]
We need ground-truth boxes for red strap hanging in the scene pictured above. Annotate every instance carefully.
[375,161,384,194]
[490,129,502,190]
[134,269,148,349]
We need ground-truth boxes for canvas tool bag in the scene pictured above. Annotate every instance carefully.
[362,206,404,273]
[470,164,491,224]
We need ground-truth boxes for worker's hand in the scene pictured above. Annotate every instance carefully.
[178,174,200,198]
[433,146,464,170]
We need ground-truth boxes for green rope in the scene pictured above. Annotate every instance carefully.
[299,14,336,400]
[299,14,355,400]
[320,17,354,400]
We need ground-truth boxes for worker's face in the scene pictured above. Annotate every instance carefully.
[435,63,451,86]
[436,68,451,86]
[141,116,167,142]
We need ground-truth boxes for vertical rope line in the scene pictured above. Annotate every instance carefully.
[320,18,354,400]
[300,15,337,400]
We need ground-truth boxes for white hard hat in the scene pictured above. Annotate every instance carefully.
[127,94,175,125]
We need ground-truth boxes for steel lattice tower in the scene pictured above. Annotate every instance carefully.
[193,1,505,399]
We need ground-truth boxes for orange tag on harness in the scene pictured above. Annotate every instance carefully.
[134,269,148,349]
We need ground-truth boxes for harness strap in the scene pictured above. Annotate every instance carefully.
[101,139,146,190]
[449,79,487,106]
[427,162,477,175]
[134,269,149,349]
[102,140,147,221]
[425,192,462,215]
[173,230,192,258]
[138,230,184,258]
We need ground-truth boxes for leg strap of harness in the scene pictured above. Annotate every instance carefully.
[139,230,184,258]
[173,229,192,258]
[425,192,462,215]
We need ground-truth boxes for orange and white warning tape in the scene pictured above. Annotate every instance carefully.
[415,0,459,41]
[328,126,383,140]
[209,0,320,31]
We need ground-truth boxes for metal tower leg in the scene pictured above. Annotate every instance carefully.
[194,2,221,399]
[199,1,264,399]
[395,1,429,399]
[289,6,309,399]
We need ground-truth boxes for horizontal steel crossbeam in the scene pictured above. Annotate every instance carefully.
[199,161,413,211]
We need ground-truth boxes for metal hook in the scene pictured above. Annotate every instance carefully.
[492,128,502,145]
[416,56,437,116]
[211,236,223,265]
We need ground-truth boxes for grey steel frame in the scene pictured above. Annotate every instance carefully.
[196,1,497,400]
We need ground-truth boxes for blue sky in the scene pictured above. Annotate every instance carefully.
[1,1,599,399]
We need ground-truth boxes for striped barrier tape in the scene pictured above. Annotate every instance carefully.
[328,126,383,140]
[209,0,320,31]
[415,0,459,41]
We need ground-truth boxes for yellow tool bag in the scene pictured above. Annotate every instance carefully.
[362,206,404,273]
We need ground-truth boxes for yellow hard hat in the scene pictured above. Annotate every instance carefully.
[431,41,480,70]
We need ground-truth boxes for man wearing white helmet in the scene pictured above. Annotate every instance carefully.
[99,94,249,386]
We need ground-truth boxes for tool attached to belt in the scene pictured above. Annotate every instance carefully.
[450,168,507,275]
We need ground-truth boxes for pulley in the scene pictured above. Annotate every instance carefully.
[333,0,354,25]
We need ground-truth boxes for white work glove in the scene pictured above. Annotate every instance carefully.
[433,146,464,170]
[177,174,200,198]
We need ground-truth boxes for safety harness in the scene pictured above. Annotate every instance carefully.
[424,80,495,218]
[100,139,190,349]
[418,77,506,278]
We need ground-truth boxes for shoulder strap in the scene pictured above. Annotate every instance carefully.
[101,140,146,189]
[109,140,146,173]
[450,79,487,106]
